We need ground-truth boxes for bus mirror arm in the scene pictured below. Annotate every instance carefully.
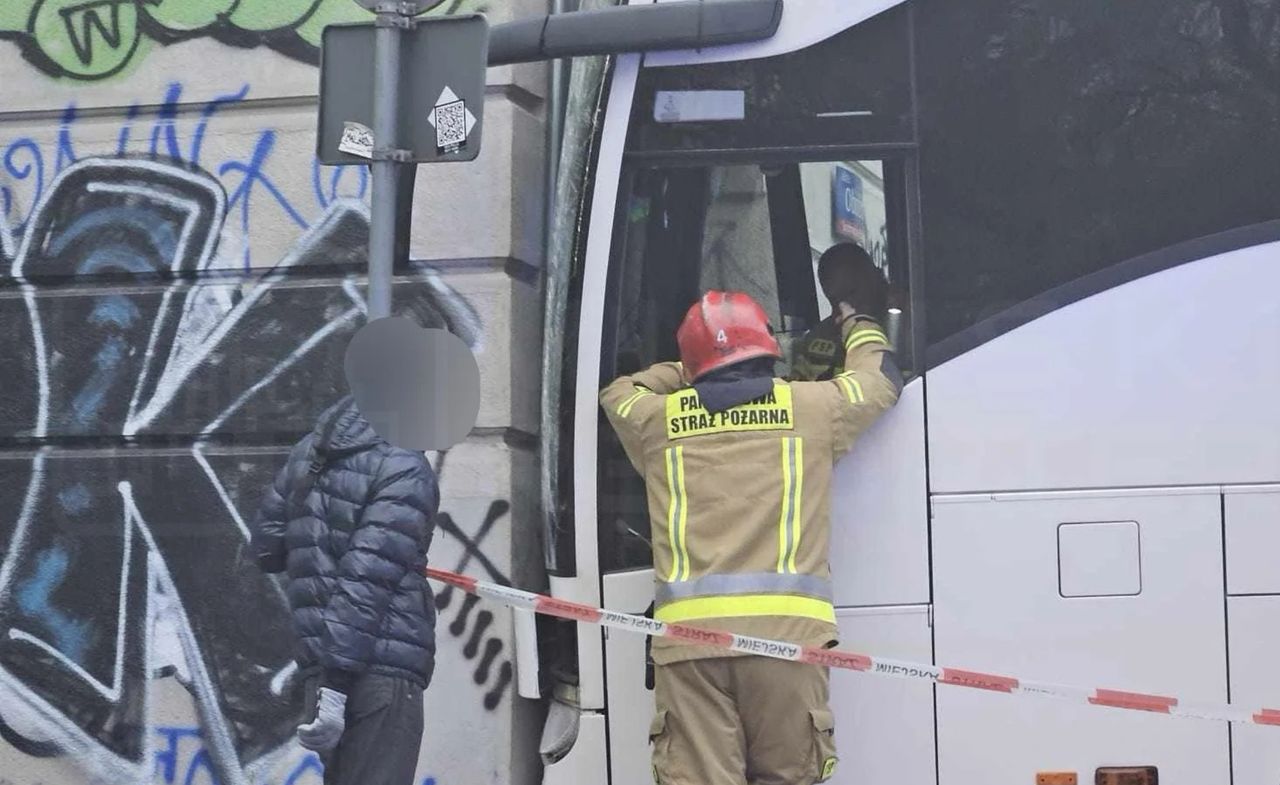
[513,607,541,700]
[540,679,583,766]
[488,0,785,66]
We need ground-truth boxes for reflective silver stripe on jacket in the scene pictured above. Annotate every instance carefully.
[655,573,834,604]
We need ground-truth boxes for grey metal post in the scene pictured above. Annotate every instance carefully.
[368,3,408,321]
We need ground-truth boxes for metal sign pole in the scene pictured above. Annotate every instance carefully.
[319,9,488,323]
[366,2,413,321]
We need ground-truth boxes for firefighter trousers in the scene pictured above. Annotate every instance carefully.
[650,657,838,785]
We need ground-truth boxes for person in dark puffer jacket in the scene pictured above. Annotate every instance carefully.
[252,395,439,785]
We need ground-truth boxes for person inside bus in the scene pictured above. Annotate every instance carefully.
[599,289,902,785]
[791,242,891,382]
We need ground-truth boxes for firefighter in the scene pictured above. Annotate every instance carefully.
[600,289,902,785]
[792,242,890,382]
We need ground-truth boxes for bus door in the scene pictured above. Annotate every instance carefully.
[579,7,934,782]
[596,157,932,785]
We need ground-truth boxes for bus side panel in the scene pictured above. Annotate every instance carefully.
[925,241,1280,495]
[1223,487,1280,596]
[831,379,930,607]
[602,569,658,785]
[832,607,935,785]
[932,491,1228,784]
[1227,595,1280,785]
[1224,487,1280,785]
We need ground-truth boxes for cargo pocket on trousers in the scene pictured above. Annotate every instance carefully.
[648,710,670,784]
[808,708,838,783]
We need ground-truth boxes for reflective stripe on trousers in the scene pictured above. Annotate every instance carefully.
[655,573,833,604]
[655,594,837,624]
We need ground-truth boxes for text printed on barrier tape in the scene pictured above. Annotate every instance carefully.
[425,567,1280,728]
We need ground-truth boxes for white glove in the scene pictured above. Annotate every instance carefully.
[298,687,347,752]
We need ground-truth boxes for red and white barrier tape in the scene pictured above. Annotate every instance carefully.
[426,567,1280,728]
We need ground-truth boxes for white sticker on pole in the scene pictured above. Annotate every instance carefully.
[428,87,477,154]
[338,121,375,159]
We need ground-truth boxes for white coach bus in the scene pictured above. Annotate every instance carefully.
[533,1,1280,783]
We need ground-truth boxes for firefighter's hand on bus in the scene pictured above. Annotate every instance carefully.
[834,301,861,325]
[630,361,687,395]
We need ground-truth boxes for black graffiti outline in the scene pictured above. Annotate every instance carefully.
[0,155,504,780]
[0,717,59,758]
[0,157,313,785]
[434,500,516,711]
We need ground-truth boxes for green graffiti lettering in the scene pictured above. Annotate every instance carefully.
[146,0,235,33]
[1,0,488,81]
[28,0,146,80]
[229,0,326,33]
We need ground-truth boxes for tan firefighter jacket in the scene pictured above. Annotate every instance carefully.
[600,318,902,665]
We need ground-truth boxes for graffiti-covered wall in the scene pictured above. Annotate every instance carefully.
[0,2,547,785]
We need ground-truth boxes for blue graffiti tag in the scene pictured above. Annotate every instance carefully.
[14,547,93,665]
[313,158,369,212]
[183,749,218,785]
[191,85,253,168]
[153,727,218,785]
[157,729,420,785]
[56,483,92,515]
[56,104,80,174]
[149,83,185,163]
[155,727,202,784]
[284,754,323,785]
[1,82,371,265]
[2,139,43,233]
[220,131,310,270]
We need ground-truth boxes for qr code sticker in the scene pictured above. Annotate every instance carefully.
[435,100,467,151]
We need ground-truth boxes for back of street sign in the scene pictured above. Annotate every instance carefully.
[318,15,489,166]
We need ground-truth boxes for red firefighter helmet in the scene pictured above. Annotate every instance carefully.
[677,291,782,382]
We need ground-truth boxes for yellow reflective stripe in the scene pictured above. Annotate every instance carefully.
[845,330,888,352]
[835,375,858,403]
[655,594,837,624]
[777,438,793,573]
[845,327,888,347]
[665,447,682,582]
[776,437,804,574]
[675,447,690,581]
[789,438,805,575]
[616,390,645,416]
[836,373,864,403]
[617,388,654,418]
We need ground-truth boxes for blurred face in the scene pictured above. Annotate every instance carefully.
[343,317,481,451]
[819,246,886,318]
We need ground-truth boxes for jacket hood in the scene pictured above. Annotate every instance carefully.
[313,396,383,457]
[693,356,777,414]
